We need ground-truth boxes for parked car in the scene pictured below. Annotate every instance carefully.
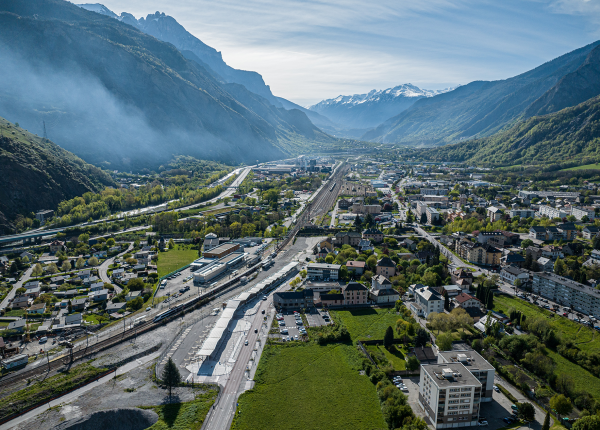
[478,421,488,426]
[493,386,500,393]
[244,340,248,346]
[254,328,258,333]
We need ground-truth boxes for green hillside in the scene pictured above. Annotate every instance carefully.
[421,95,600,166]
[0,117,113,233]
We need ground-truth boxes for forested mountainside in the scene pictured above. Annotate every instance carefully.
[421,95,600,166]
[0,116,114,233]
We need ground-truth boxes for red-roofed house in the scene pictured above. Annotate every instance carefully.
[452,293,481,310]
[346,261,366,275]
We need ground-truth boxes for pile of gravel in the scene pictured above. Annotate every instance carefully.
[53,408,158,430]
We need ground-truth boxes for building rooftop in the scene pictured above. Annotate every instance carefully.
[308,263,341,270]
[421,363,482,387]
[438,350,495,371]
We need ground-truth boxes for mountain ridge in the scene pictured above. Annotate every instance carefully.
[420,94,600,166]
[309,84,454,130]
[0,0,337,170]
[362,40,600,145]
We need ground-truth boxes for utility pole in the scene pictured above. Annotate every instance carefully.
[43,121,48,142]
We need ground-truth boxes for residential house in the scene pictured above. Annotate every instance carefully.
[541,245,563,260]
[500,266,530,285]
[442,285,464,297]
[526,246,543,261]
[450,269,474,287]
[49,240,65,254]
[537,257,554,272]
[403,239,417,251]
[50,276,65,285]
[358,239,374,252]
[111,268,125,279]
[487,206,503,222]
[411,286,444,318]
[372,275,392,290]
[89,282,104,292]
[93,250,107,259]
[362,228,384,243]
[28,303,47,314]
[346,261,366,275]
[71,298,87,311]
[20,251,35,261]
[415,251,435,264]
[558,223,577,241]
[583,226,600,240]
[8,320,26,333]
[500,253,525,268]
[12,295,30,309]
[529,226,547,240]
[342,282,369,305]
[65,313,82,326]
[452,293,481,310]
[316,247,331,259]
[376,257,396,278]
[24,287,40,299]
[121,273,137,284]
[319,293,345,307]
[369,287,399,305]
[90,289,109,302]
[106,302,127,314]
[333,231,362,246]
[125,290,142,302]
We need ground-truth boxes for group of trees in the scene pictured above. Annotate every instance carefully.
[475,279,496,309]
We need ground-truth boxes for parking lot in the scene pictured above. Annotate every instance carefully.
[305,308,331,327]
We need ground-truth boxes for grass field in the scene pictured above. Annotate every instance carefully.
[493,295,600,352]
[562,163,600,171]
[546,349,600,399]
[232,343,387,430]
[156,246,198,278]
[366,344,407,370]
[145,389,218,430]
[333,308,404,342]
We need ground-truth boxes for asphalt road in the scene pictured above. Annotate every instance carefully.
[97,242,134,295]
[0,266,33,310]
[204,238,309,430]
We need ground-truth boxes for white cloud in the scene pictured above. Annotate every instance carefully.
[100,0,597,105]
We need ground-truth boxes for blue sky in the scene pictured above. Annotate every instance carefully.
[99,0,600,106]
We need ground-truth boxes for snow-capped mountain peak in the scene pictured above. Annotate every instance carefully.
[308,83,456,130]
[310,84,453,109]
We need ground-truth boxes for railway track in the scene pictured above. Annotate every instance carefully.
[0,163,347,389]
